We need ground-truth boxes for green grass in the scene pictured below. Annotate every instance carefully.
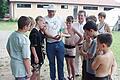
[0,21,17,31]
[111,31,120,66]
[0,21,120,66]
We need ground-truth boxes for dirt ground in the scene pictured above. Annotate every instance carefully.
[0,31,120,80]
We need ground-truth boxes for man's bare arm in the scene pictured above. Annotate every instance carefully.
[43,27,60,40]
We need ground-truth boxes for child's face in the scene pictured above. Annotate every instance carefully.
[97,39,107,52]
[98,16,105,22]
[38,18,46,29]
[84,32,90,41]
[84,29,94,38]
[97,40,102,51]
[24,23,31,31]
[66,21,72,28]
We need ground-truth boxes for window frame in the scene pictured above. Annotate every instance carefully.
[104,7,114,11]
[61,4,68,9]
[37,4,49,8]
[83,6,98,10]
[17,3,31,8]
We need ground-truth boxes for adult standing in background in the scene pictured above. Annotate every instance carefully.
[73,10,86,76]
[44,4,65,80]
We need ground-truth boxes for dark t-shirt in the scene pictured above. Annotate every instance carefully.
[29,28,45,65]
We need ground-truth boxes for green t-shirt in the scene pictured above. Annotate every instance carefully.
[6,31,31,77]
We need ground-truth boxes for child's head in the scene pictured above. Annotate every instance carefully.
[83,21,97,38]
[83,32,90,41]
[18,16,31,31]
[98,12,106,22]
[35,16,46,30]
[28,16,35,30]
[97,33,112,51]
[66,16,74,27]
[86,15,97,23]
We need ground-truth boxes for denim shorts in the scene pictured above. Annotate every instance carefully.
[15,76,27,80]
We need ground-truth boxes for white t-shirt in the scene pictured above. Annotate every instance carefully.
[44,16,64,43]
[73,22,85,35]
[73,22,86,53]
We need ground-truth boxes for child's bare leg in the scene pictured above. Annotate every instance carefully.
[66,58,71,78]
[37,71,40,80]
[70,58,75,80]
[30,71,38,80]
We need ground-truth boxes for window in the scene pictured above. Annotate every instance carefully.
[73,6,78,21]
[37,4,49,8]
[17,3,31,8]
[61,5,68,9]
[83,6,98,10]
[104,7,114,11]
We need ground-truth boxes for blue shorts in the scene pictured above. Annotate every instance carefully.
[15,76,27,80]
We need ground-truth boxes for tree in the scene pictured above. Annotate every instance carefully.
[0,0,9,18]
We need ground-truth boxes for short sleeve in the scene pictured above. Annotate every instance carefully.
[29,33,38,47]
[89,39,97,58]
[21,38,31,59]
[6,38,10,53]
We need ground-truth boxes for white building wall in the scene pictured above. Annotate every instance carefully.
[10,2,120,21]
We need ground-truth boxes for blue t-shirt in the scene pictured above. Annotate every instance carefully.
[86,38,97,74]
[6,31,31,77]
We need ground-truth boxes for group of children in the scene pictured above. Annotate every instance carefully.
[6,11,117,80]
[64,12,117,80]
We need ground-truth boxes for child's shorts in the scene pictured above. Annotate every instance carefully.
[85,72,95,80]
[95,75,111,80]
[64,54,75,58]
[15,76,27,80]
[32,64,41,72]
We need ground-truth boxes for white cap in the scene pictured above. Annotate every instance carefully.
[47,4,56,11]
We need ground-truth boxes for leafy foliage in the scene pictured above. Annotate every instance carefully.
[0,0,9,18]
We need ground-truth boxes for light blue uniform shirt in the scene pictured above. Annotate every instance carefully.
[6,31,31,77]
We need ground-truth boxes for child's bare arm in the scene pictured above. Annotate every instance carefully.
[23,58,31,78]
[92,56,101,71]
[31,47,39,64]
[73,28,83,45]
[110,56,117,75]
[6,41,10,56]
[79,47,88,59]
[104,23,111,33]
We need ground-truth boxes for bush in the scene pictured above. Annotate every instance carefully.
[8,18,17,22]
[0,0,9,18]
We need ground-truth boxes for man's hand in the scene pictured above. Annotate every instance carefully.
[53,35,61,40]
